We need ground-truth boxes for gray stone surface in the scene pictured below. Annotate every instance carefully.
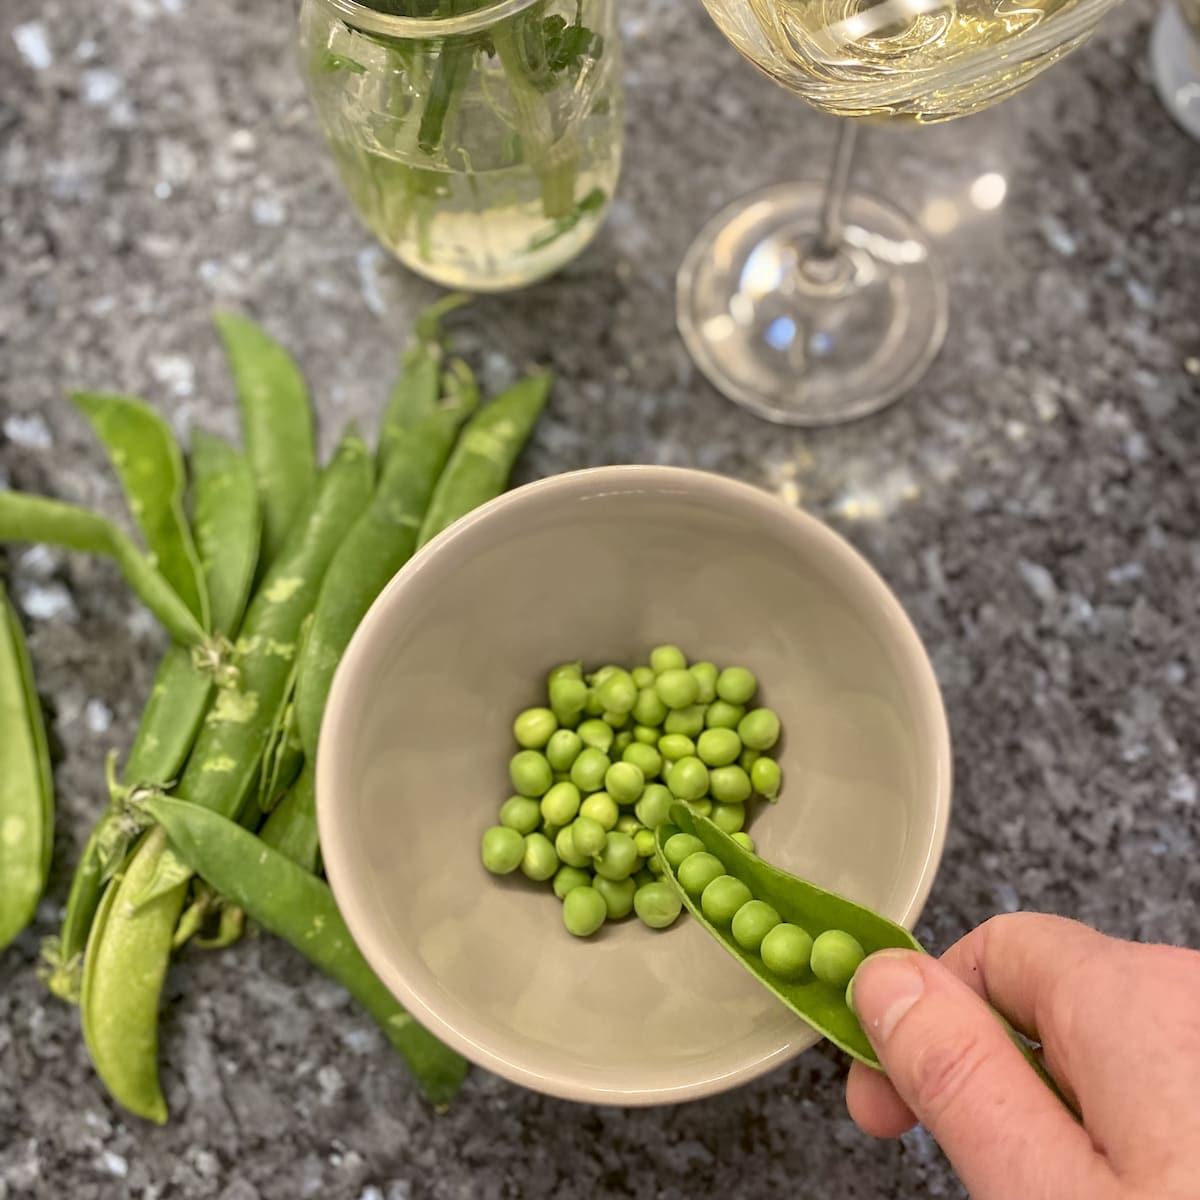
[2,0,1199,1195]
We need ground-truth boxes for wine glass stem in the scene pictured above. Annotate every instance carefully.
[812,121,861,259]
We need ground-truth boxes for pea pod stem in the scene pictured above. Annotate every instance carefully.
[139,794,468,1107]
[0,491,208,649]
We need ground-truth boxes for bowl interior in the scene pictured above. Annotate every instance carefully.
[319,467,950,1104]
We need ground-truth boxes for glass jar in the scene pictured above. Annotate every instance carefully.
[298,0,623,291]
[1151,0,1200,142]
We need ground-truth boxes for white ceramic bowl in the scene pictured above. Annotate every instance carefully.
[318,466,951,1104]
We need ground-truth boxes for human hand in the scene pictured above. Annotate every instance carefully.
[846,913,1200,1200]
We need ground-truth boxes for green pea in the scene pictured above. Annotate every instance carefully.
[632,666,655,689]
[481,826,524,875]
[569,816,607,858]
[553,865,592,898]
[738,708,781,752]
[633,828,657,858]
[512,707,557,749]
[554,825,591,869]
[689,661,718,704]
[666,756,709,801]
[605,761,645,805]
[587,664,619,688]
[540,780,582,826]
[623,742,662,780]
[549,676,588,721]
[604,711,631,731]
[634,881,682,929]
[663,832,705,868]
[677,851,724,895]
[730,831,756,853]
[556,710,581,731]
[552,771,570,784]
[711,802,746,834]
[655,668,700,710]
[597,670,637,715]
[716,666,757,705]
[563,887,607,936]
[761,923,814,980]
[542,822,561,842]
[520,833,559,881]
[611,730,633,756]
[632,687,668,727]
[709,764,752,804]
[498,795,541,835]
[634,783,673,830]
[649,644,687,674]
[731,899,781,953]
[510,750,553,798]
[751,756,782,800]
[545,728,583,772]
[663,704,706,737]
[593,831,638,881]
[579,792,619,830]
[546,661,582,688]
[696,727,742,767]
[615,814,644,836]
[688,797,712,817]
[577,718,614,752]
[811,930,866,988]
[569,748,610,793]
[739,747,761,773]
[633,724,660,745]
[646,855,664,875]
[658,733,696,762]
[594,875,637,919]
[701,875,753,925]
[660,760,673,785]
[705,700,745,730]
[583,687,605,717]
[633,868,656,888]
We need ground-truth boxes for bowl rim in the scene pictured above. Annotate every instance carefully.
[317,464,953,1104]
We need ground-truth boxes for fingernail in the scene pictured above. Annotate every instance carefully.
[849,950,925,1047]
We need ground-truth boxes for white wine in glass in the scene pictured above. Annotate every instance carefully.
[678,0,1124,425]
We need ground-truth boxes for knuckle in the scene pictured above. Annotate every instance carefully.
[908,1030,991,1120]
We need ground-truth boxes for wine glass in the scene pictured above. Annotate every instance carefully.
[678,0,1125,425]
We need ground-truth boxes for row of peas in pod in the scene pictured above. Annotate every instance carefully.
[661,829,866,997]
[480,645,784,937]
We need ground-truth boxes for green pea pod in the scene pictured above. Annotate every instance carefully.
[0,492,207,649]
[188,431,261,638]
[416,372,551,548]
[71,392,209,629]
[141,794,468,1107]
[0,583,54,951]
[258,763,319,871]
[213,312,317,568]
[80,827,184,1124]
[295,403,468,759]
[377,292,470,470]
[658,805,1078,1116]
[47,437,261,999]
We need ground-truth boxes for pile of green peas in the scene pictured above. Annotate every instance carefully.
[663,829,866,992]
[480,645,784,937]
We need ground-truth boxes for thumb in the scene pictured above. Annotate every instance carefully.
[850,950,1109,1200]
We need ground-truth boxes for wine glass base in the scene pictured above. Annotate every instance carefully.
[676,182,948,427]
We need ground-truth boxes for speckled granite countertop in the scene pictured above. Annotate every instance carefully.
[2,0,1199,1196]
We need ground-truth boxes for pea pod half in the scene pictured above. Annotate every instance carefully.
[139,794,468,1108]
[658,805,1077,1115]
[0,583,54,951]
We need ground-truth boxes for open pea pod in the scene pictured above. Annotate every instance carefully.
[659,805,1077,1116]
[657,804,919,1066]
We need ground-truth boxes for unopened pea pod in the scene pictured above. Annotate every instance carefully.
[213,311,316,568]
[0,584,53,952]
[0,492,206,649]
[258,763,319,872]
[415,372,552,548]
[377,293,470,471]
[657,805,1076,1116]
[72,392,208,627]
[141,794,467,1107]
[295,403,468,760]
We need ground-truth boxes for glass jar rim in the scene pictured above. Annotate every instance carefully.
[310,0,546,38]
